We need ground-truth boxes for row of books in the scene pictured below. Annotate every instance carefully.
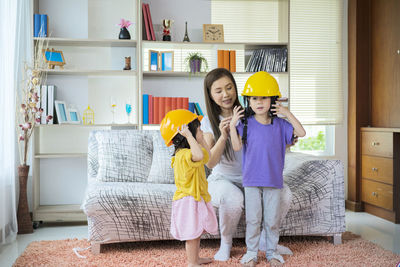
[245,48,288,73]
[33,14,48,37]
[142,95,204,124]
[217,50,236,72]
[142,3,155,41]
[39,85,56,124]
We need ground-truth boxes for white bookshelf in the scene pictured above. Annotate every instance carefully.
[32,0,289,223]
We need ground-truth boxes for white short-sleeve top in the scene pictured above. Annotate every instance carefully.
[200,116,242,176]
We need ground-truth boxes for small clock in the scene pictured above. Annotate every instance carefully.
[203,24,224,43]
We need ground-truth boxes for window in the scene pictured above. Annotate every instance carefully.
[291,125,335,156]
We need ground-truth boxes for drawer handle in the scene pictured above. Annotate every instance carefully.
[372,192,378,197]
[372,167,378,172]
[371,141,380,146]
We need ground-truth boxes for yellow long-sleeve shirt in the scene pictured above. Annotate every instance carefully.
[171,147,210,202]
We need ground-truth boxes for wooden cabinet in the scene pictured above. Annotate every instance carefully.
[361,128,400,223]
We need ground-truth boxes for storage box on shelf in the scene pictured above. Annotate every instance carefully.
[360,127,400,223]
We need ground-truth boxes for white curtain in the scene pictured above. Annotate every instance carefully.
[0,0,32,244]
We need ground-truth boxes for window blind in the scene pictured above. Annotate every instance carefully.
[289,0,344,125]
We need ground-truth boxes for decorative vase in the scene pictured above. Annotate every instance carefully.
[17,165,33,234]
[119,27,131,39]
[190,59,202,73]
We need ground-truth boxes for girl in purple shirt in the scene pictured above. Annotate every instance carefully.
[230,71,306,267]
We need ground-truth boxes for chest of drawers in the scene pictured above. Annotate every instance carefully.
[360,128,400,223]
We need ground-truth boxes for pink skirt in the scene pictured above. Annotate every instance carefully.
[170,196,218,241]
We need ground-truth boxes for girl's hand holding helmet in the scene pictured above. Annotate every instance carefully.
[230,106,244,129]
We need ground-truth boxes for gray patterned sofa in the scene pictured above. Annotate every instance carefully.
[81,130,345,254]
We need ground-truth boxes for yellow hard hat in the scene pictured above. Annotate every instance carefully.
[242,71,282,97]
[160,109,203,147]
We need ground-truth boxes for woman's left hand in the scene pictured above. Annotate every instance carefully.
[271,101,289,117]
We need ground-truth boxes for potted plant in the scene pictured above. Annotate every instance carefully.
[118,18,133,40]
[184,52,208,73]
[15,38,50,234]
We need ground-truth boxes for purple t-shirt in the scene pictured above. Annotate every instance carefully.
[236,117,294,188]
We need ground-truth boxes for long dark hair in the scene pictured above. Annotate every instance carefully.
[242,96,279,147]
[204,68,242,161]
[171,119,201,156]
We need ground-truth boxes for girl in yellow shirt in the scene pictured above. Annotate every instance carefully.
[160,109,218,267]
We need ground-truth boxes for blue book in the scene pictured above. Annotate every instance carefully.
[34,14,40,37]
[194,103,203,116]
[40,14,47,37]
[188,102,195,113]
[142,94,149,124]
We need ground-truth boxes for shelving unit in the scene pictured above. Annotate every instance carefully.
[31,0,289,223]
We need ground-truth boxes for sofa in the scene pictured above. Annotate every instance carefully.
[81,130,345,254]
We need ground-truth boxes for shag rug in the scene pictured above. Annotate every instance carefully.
[13,232,400,267]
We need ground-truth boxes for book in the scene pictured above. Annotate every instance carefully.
[182,97,189,110]
[47,85,56,124]
[142,3,151,40]
[188,102,195,113]
[171,97,177,111]
[217,50,224,68]
[153,97,160,124]
[34,14,40,37]
[143,94,149,124]
[194,102,204,116]
[39,14,48,37]
[159,97,166,123]
[40,85,47,124]
[229,50,236,72]
[165,97,172,115]
[223,50,230,70]
[149,95,153,124]
[145,4,156,41]
[177,97,183,109]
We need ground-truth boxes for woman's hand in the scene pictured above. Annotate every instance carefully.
[219,117,231,140]
[229,106,244,129]
[271,101,290,117]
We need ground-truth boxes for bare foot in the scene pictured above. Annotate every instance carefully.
[269,258,283,267]
[242,259,257,267]
[198,257,213,264]
[188,263,201,267]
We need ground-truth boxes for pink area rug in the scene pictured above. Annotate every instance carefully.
[13,232,400,267]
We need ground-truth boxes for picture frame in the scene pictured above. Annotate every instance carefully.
[54,100,69,124]
[42,48,66,69]
[160,51,174,71]
[203,24,224,43]
[67,106,81,124]
[149,50,159,71]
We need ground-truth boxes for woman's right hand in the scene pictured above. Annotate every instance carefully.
[219,116,231,140]
[230,106,244,129]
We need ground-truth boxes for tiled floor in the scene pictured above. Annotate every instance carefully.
[0,211,399,267]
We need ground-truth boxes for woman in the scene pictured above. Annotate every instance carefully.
[201,68,293,261]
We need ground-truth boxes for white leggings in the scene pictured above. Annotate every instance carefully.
[207,173,292,245]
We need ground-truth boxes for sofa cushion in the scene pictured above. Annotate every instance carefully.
[96,130,153,182]
[147,131,175,184]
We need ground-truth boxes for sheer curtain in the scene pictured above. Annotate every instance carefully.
[0,0,32,244]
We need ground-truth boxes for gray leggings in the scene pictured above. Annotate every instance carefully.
[207,173,292,246]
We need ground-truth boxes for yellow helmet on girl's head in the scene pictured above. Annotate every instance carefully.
[242,71,282,97]
[160,109,203,147]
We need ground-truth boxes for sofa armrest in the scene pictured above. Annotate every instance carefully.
[88,131,99,181]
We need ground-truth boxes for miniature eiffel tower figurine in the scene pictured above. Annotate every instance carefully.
[183,21,190,42]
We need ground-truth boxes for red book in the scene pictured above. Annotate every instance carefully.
[142,3,151,40]
[159,97,166,123]
[183,97,189,110]
[230,50,236,72]
[154,97,160,124]
[223,50,230,70]
[177,97,183,109]
[145,4,156,41]
[165,97,172,114]
[148,95,153,124]
[172,97,177,111]
[218,50,224,68]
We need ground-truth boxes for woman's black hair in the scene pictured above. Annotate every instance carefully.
[171,118,201,156]
[241,95,279,147]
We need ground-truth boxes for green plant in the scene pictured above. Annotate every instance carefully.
[292,131,326,151]
[184,52,208,72]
